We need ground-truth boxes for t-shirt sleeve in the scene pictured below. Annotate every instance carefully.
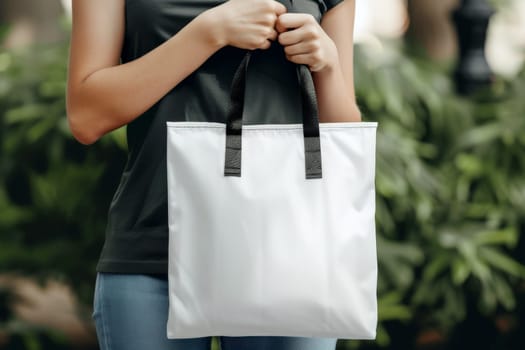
[322,0,345,13]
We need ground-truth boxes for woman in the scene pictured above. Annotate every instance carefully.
[66,0,361,349]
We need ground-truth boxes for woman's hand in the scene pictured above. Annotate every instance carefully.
[276,13,339,73]
[210,0,287,50]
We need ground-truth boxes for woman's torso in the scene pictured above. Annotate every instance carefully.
[97,0,336,274]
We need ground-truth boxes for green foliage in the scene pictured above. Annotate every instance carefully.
[0,41,126,347]
[0,36,524,350]
[351,42,525,347]
[0,41,126,292]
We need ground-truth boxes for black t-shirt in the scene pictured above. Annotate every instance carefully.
[96,0,346,274]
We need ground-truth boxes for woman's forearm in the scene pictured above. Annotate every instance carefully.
[312,63,361,122]
[67,10,223,145]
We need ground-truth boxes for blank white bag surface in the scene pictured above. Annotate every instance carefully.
[166,121,378,339]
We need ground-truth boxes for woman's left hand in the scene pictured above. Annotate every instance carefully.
[276,13,339,73]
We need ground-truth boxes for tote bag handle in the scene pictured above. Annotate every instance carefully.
[224,51,323,179]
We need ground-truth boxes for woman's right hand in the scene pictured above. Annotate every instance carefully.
[209,0,287,50]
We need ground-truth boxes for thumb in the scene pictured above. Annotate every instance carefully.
[275,15,288,33]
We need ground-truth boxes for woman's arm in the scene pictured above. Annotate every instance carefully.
[314,0,361,122]
[67,0,286,145]
[67,0,220,144]
[276,0,361,122]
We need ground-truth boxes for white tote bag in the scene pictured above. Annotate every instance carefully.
[166,52,378,339]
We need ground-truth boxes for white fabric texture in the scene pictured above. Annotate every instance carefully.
[166,121,378,339]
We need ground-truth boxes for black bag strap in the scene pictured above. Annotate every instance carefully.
[223,50,323,179]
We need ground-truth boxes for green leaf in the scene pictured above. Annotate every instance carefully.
[451,258,470,285]
[478,247,525,278]
[457,123,503,149]
[455,153,485,177]
[375,324,391,347]
[4,104,47,124]
[422,254,450,282]
[491,273,516,310]
[473,227,518,247]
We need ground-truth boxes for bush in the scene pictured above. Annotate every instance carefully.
[352,43,525,349]
[0,38,126,349]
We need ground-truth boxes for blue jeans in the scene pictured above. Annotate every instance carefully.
[93,273,338,350]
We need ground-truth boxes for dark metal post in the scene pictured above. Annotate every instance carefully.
[453,0,495,95]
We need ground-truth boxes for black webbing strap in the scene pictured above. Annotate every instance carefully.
[297,63,323,179]
[224,2,323,179]
[224,52,250,176]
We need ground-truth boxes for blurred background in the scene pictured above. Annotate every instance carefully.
[0,0,524,349]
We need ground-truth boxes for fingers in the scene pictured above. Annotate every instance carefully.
[268,30,279,41]
[277,14,319,47]
[275,18,288,33]
[271,0,288,16]
[283,41,319,57]
[272,12,331,72]
[278,26,308,46]
[256,1,286,50]
[276,13,314,32]
[258,39,272,50]
[267,28,279,42]
[285,53,323,72]
[257,28,278,50]
[253,28,278,50]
